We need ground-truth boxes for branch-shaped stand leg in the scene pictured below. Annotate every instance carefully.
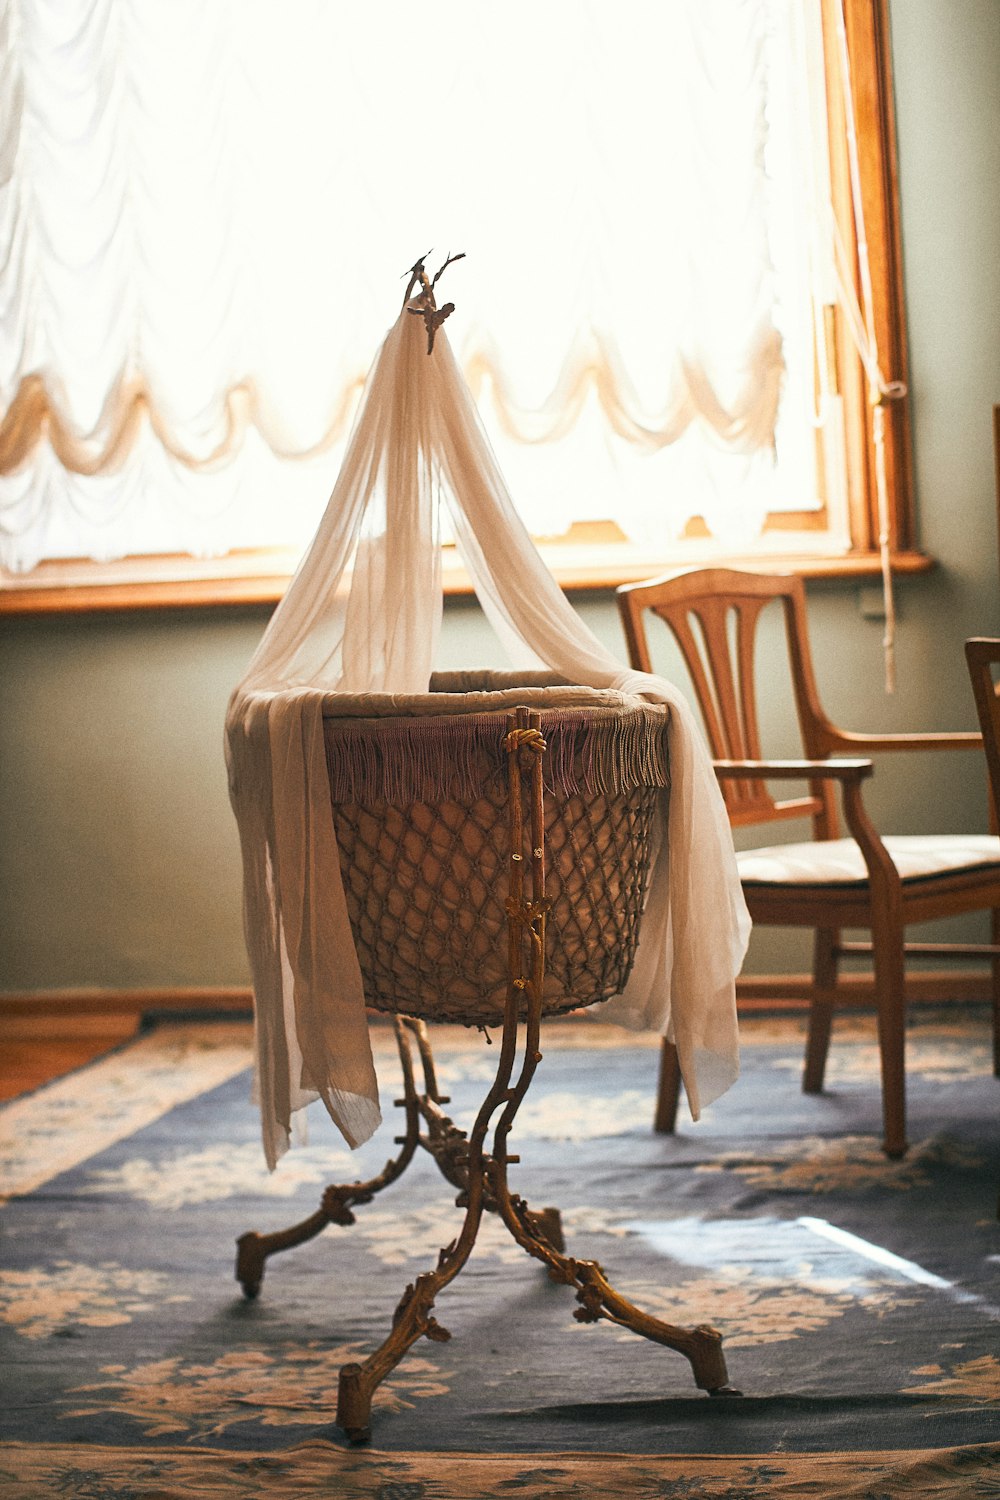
[493,1180,729,1393]
[336,1129,488,1441]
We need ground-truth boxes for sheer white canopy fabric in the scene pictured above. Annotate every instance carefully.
[226,299,750,1168]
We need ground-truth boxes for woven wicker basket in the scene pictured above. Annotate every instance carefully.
[324,672,669,1026]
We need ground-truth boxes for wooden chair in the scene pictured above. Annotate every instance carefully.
[617,567,1000,1157]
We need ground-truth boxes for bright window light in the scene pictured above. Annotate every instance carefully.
[0,0,842,571]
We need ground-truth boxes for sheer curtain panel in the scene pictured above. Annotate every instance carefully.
[0,0,819,573]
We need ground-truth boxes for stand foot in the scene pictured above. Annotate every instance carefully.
[575,1264,731,1392]
[335,1264,462,1442]
[235,1232,266,1298]
[235,1212,331,1298]
[337,1361,372,1444]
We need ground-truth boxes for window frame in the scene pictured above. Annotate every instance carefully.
[0,0,924,618]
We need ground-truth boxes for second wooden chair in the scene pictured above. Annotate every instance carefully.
[617,567,1000,1157]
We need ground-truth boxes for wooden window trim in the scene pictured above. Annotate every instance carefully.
[827,0,913,555]
[0,0,922,619]
[0,539,933,616]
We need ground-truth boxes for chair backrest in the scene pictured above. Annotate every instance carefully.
[617,566,838,832]
[965,637,1000,825]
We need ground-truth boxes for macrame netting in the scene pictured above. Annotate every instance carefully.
[226,293,751,1167]
[325,676,669,1027]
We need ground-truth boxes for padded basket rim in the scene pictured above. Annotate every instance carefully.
[319,672,669,724]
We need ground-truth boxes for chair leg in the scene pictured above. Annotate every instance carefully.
[653,1039,682,1134]
[871,919,908,1159]
[803,927,839,1094]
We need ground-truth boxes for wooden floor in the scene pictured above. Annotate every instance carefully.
[0,1013,141,1101]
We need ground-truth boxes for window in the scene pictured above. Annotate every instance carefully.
[0,0,919,614]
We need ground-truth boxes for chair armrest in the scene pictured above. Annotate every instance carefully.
[714,759,900,897]
[819,728,982,754]
[713,757,873,782]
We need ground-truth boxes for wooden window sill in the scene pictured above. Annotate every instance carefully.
[0,541,934,616]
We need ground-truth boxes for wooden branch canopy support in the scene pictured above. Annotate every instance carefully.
[403,249,466,354]
[235,707,735,1442]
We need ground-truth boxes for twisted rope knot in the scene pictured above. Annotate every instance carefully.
[503,727,547,754]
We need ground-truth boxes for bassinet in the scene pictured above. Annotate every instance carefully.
[229,263,746,1438]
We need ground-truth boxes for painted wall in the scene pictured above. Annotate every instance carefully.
[1,0,998,995]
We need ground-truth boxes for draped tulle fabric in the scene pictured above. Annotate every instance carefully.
[226,304,750,1167]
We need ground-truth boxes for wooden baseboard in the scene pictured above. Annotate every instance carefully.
[0,987,254,1023]
[0,971,991,1034]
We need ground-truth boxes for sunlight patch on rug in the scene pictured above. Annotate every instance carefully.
[618,1271,869,1348]
[0,1023,253,1200]
[80,1141,355,1210]
[513,1088,655,1140]
[622,1215,923,1346]
[798,1217,1000,1318]
[767,1034,994,1086]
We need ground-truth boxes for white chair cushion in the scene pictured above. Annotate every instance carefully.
[737,834,1000,886]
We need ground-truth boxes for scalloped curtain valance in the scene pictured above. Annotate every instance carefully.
[0,0,822,572]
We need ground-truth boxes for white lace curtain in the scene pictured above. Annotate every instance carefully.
[0,0,821,572]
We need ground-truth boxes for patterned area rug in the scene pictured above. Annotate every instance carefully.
[1,1013,999,1498]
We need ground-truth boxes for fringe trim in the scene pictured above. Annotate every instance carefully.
[324,707,669,806]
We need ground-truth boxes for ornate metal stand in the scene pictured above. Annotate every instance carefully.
[236,707,735,1442]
